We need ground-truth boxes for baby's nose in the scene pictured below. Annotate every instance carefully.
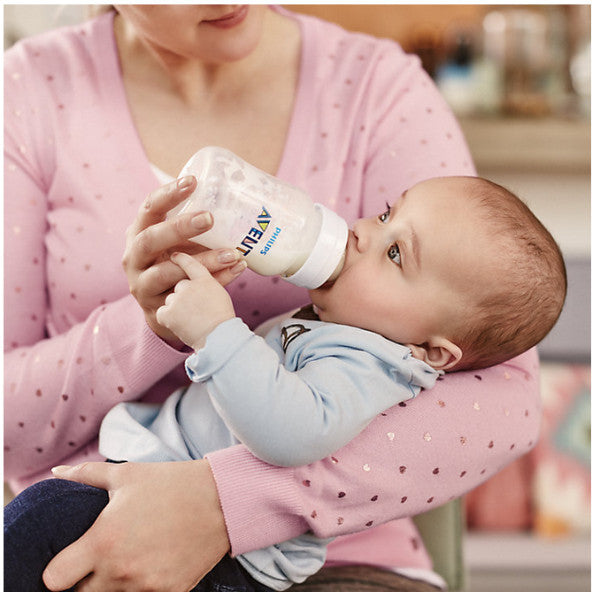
[352,219,372,253]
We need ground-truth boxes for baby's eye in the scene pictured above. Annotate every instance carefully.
[378,203,392,223]
[388,243,402,266]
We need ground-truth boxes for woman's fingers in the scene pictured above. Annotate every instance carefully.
[136,260,188,298]
[173,250,248,287]
[120,176,247,345]
[43,535,96,591]
[134,176,197,234]
[123,176,196,256]
[171,252,217,280]
[212,259,247,287]
[50,462,116,488]
[195,248,245,273]
[123,175,210,272]
[126,211,214,272]
[188,250,248,287]
[137,249,245,297]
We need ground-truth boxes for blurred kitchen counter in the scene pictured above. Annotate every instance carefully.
[459,116,590,174]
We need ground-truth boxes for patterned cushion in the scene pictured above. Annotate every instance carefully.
[531,362,591,537]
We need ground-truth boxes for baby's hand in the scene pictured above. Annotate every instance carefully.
[156,253,238,350]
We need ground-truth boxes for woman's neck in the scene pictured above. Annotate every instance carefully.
[113,9,297,107]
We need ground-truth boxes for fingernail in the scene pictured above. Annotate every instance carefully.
[218,249,241,264]
[191,212,212,229]
[230,260,247,275]
[51,465,70,476]
[177,175,195,190]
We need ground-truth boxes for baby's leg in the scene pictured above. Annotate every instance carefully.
[3,478,108,591]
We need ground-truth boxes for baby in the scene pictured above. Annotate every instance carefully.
[4,176,566,592]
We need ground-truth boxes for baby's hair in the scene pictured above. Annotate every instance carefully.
[454,177,567,371]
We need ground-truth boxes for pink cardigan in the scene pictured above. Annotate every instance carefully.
[4,8,541,573]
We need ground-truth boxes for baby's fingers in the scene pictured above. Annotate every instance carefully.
[156,302,175,330]
[170,253,212,280]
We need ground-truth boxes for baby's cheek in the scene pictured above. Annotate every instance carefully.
[342,266,380,301]
[330,279,372,321]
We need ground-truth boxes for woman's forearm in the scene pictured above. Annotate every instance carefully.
[206,349,541,555]
[4,295,187,479]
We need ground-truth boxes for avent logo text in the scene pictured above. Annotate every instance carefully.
[236,207,281,257]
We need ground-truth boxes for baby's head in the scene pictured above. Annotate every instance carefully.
[309,176,566,372]
[437,176,566,370]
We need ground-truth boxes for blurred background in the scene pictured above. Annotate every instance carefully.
[4,4,591,592]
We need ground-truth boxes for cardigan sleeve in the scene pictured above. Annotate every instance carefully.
[3,43,188,480]
[205,37,541,556]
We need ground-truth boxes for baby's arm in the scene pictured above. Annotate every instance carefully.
[190,321,438,470]
[186,321,434,467]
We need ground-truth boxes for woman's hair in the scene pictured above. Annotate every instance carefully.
[454,177,567,371]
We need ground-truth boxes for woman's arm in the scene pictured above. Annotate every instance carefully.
[44,350,540,590]
[4,175,243,480]
[3,53,240,479]
[3,297,188,480]
[207,349,541,553]
[3,65,191,478]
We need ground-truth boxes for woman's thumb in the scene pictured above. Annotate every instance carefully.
[51,462,113,490]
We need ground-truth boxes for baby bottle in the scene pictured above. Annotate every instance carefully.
[172,146,348,289]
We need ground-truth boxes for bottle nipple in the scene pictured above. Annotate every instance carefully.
[283,204,348,289]
[327,252,346,283]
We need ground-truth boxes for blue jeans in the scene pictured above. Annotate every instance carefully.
[4,478,273,592]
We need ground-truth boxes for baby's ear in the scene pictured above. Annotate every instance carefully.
[407,337,462,371]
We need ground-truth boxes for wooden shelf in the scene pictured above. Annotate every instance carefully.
[459,117,591,174]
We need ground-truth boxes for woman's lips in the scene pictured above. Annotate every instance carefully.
[204,5,249,29]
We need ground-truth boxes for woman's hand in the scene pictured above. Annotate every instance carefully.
[122,176,246,345]
[42,460,230,592]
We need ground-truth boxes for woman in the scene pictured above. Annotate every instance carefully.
[4,5,541,591]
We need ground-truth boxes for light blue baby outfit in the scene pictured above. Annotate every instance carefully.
[99,307,439,590]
